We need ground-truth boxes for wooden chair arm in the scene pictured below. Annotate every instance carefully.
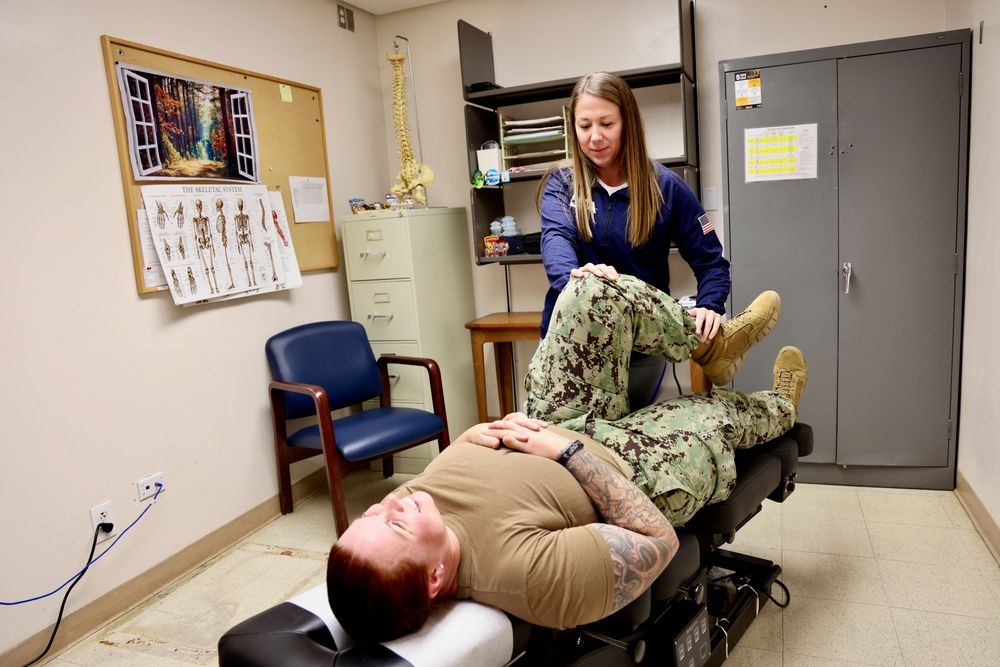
[268,380,336,448]
[377,355,450,446]
[268,379,330,409]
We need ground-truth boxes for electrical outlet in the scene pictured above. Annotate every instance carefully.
[136,472,165,501]
[337,5,354,32]
[89,501,116,543]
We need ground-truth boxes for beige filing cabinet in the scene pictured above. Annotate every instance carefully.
[343,207,478,474]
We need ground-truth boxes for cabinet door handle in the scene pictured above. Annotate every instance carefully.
[842,262,852,294]
[367,313,394,320]
[387,373,400,380]
[360,250,386,258]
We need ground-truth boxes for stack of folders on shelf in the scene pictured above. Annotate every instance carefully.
[502,115,565,143]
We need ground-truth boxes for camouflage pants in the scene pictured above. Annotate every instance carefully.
[524,274,796,525]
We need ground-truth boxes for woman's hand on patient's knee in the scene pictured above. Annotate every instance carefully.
[571,263,619,281]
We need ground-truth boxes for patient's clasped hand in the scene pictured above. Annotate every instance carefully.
[327,274,809,643]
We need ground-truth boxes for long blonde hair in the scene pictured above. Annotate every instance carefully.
[538,72,663,246]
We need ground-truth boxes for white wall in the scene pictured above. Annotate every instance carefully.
[945,0,1000,532]
[0,0,389,653]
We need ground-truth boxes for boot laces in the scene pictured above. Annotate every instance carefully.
[775,368,797,400]
[727,304,757,332]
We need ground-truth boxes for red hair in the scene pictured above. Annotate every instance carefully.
[326,542,434,643]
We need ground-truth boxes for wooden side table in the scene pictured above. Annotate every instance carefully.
[465,312,542,422]
[690,362,713,393]
[465,311,713,424]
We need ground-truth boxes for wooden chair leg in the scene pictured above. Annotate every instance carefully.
[494,342,515,417]
[327,468,350,537]
[275,446,295,515]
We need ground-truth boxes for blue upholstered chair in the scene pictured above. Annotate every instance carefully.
[265,321,450,536]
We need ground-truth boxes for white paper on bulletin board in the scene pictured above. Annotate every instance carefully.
[745,124,817,183]
[288,176,330,222]
[137,209,168,290]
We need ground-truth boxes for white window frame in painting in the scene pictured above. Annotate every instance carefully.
[230,92,257,181]
[121,68,163,176]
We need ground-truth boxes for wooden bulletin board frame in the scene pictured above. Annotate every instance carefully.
[101,35,338,295]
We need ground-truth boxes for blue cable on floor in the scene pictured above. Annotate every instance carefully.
[1,482,164,606]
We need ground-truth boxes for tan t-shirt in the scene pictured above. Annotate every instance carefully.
[393,429,631,629]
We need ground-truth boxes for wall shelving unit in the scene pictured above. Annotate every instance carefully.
[458,0,699,265]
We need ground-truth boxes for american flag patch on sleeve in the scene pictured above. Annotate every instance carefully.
[698,213,715,235]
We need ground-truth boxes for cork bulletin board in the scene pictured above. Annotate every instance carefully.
[101,35,338,295]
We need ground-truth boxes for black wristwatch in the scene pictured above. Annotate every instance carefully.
[558,440,584,465]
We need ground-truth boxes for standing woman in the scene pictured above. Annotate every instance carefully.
[538,71,731,407]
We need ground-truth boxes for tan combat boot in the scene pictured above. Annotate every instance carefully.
[772,346,809,412]
[692,291,781,386]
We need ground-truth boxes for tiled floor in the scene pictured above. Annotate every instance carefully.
[48,476,1000,666]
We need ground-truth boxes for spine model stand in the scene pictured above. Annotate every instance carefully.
[387,48,433,205]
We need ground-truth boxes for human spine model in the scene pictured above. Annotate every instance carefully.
[387,53,433,205]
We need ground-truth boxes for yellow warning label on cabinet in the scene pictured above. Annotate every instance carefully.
[734,69,761,110]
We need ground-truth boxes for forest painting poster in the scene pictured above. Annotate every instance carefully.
[116,64,259,182]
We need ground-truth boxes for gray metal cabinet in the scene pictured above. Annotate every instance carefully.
[719,30,970,488]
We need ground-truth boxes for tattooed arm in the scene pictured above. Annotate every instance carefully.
[567,448,679,612]
[489,423,679,614]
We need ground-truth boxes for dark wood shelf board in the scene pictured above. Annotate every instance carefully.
[466,65,687,109]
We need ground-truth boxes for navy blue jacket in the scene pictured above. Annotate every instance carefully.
[539,163,731,337]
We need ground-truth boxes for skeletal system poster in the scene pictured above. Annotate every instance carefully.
[140,184,300,305]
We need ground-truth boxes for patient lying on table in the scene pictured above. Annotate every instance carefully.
[327,274,808,643]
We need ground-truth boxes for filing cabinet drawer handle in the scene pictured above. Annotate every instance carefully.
[360,251,386,258]
[367,313,394,320]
